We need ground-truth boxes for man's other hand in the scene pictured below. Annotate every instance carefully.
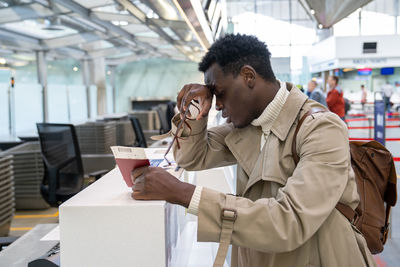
[131,166,195,208]
[177,83,213,120]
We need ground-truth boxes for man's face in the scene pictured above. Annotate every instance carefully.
[327,76,336,89]
[204,63,254,128]
[308,81,316,92]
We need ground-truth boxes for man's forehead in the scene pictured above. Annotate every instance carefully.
[204,63,222,85]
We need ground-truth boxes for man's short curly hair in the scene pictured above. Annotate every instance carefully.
[198,34,276,82]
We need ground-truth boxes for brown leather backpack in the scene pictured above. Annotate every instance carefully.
[292,109,397,254]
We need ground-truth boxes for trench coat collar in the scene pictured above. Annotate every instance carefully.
[270,83,308,141]
[224,82,307,177]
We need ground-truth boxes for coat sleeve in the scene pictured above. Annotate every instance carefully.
[196,112,350,253]
[171,114,237,171]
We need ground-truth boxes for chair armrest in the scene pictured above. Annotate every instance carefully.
[88,169,109,180]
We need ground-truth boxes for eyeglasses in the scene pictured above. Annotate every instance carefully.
[163,102,199,166]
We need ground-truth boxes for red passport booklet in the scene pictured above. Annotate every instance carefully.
[111,146,150,187]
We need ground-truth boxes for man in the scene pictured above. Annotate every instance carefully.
[131,34,376,267]
[307,79,327,106]
[361,84,367,111]
[381,81,393,112]
[326,75,345,120]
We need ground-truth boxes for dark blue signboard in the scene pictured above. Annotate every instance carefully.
[374,98,386,145]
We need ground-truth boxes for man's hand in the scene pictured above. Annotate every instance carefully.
[177,83,213,120]
[131,166,195,208]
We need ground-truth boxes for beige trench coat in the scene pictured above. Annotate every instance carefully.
[171,84,376,267]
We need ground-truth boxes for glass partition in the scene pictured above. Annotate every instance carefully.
[69,85,88,123]
[0,82,9,138]
[14,83,42,135]
[48,84,69,123]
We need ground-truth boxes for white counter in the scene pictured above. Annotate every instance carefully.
[59,167,186,267]
[59,147,236,267]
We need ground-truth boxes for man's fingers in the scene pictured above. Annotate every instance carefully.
[131,166,147,182]
[176,85,189,112]
[131,191,143,199]
[132,178,144,192]
[131,191,152,200]
[182,90,196,111]
[197,99,212,120]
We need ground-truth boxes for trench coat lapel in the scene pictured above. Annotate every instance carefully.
[270,84,308,142]
[225,125,261,178]
[226,84,309,195]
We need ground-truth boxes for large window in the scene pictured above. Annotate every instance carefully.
[334,0,398,36]
[232,12,315,72]
[361,11,396,35]
[333,12,359,36]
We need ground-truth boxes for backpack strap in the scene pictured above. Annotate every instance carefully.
[291,108,359,224]
[213,194,237,267]
[291,108,327,165]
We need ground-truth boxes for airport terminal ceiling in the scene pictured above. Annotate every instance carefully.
[0,0,397,68]
[0,0,228,67]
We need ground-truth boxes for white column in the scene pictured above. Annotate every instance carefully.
[109,65,117,113]
[36,50,48,122]
[81,59,91,119]
[89,58,107,116]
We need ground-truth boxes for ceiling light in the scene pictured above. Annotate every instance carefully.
[0,58,6,64]
[73,66,78,72]
[318,24,323,29]
[310,9,315,15]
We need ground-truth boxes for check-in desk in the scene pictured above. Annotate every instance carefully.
[60,166,187,267]
[59,146,236,267]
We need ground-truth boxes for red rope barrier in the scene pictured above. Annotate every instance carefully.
[346,118,400,122]
[348,125,400,130]
[347,113,367,117]
[349,138,400,141]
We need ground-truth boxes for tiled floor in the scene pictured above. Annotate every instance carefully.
[9,207,58,237]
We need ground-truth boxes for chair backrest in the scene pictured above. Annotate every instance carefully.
[155,105,170,134]
[129,117,147,148]
[166,101,176,130]
[36,123,84,206]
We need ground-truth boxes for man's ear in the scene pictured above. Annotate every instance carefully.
[240,65,256,89]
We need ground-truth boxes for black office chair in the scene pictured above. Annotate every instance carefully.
[129,117,147,148]
[155,105,170,134]
[166,101,176,130]
[36,123,107,207]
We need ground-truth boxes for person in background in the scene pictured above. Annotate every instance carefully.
[381,81,394,112]
[307,80,327,106]
[361,85,367,111]
[326,75,345,120]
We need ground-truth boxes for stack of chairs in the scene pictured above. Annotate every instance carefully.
[0,155,14,236]
[1,142,48,210]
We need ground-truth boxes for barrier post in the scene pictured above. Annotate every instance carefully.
[374,92,386,146]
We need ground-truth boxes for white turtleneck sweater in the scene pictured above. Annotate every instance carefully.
[187,80,290,215]
[251,80,289,150]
